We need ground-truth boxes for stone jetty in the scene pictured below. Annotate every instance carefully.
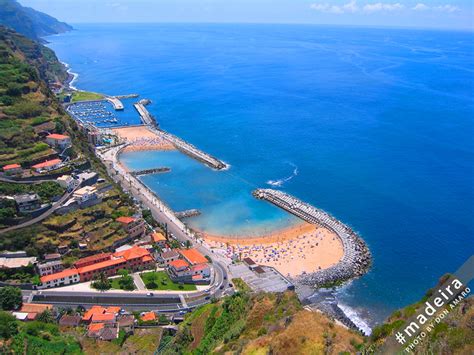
[175,209,201,219]
[106,97,124,110]
[150,128,228,170]
[252,189,371,288]
[134,100,157,126]
[130,167,171,176]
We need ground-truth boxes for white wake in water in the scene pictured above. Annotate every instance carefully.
[61,61,79,90]
[338,303,372,336]
[267,163,299,187]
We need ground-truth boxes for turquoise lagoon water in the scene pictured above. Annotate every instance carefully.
[47,24,474,325]
[120,150,300,236]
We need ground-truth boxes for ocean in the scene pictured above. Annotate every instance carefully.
[47,24,474,326]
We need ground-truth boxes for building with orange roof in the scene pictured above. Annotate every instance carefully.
[32,158,62,172]
[38,246,154,288]
[116,216,145,241]
[3,163,22,175]
[169,259,189,271]
[46,134,71,149]
[39,268,79,289]
[106,306,121,314]
[19,303,53,321]
[77,257,127,282]
[74,253,111,269]
[87,322,105,337]
[91,313,116,323]
[82,306,107,322]
[140,311,156,322]
[167,250,211,283]
[179,248,208,265]
[151,231,167,247]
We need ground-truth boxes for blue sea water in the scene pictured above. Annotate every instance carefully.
[47,24,474,325]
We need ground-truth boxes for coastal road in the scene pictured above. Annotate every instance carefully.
[23,261,227,312]
[0,187,77,235]
[99,145,234,273]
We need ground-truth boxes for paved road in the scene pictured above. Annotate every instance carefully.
[17,145,232,312]
[23,261,228,312]
[0,188,75,235]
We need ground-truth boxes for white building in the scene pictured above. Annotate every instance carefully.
[38,268,79,289]
[57,175,76,191]
[73,186,97,203]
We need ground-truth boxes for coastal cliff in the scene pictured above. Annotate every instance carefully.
[0,0,72,43]
[160,277,473,354]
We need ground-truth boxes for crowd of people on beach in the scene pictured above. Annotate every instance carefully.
[210,227,341,277]
[123,136,174,151]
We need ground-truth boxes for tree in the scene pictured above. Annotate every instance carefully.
[185,240,191,249]
[91,272,111,291]
[0,286,22,310]
[0,311,18,339]
[36,309,54,323]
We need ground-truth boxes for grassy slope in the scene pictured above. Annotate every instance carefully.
[163,291,363,355]
[71,91,104,102]
[368,275,474,354]
[0,27,137,256]
[164,277,474,355]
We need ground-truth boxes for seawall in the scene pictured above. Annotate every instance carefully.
[253,188,371,288]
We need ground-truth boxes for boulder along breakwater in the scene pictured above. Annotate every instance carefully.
[252,189,371,288]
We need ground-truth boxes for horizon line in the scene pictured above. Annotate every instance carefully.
[64,21,474,33]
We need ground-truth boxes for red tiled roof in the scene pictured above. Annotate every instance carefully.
[77,257,126,275]
[83,306,107,321]
[47,133,70,140]
[192,274,203,280]
[142,255,153,263]
[169,259,189,269]
[191,263,209,272]
[20,303,52,313]
[91,313,115,322]
[116,216,135,224]
[40,268,78,283]
[140,311,156,322]
[88,322,105,332]
[151,232,166,242]
[32,159,62,169]
[3,164,21,170]
[113,246,150,261]
[179,248,208,265]
[74,253,111,268]
[106,306,121,314]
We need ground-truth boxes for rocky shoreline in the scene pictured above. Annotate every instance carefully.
[253,189,372,289]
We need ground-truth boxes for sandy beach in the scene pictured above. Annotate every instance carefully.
[112,126,175,152]
[203,222,344,278]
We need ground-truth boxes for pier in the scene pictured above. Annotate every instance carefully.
[151,128,228,170]
[175,209,201,219]
[106,97,124,110]
[134,100,157,126]
[131,167,171,176]
[115,94,139,99]
[253,189,371,287]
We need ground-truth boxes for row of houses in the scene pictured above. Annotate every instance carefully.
[39,245,154,288]
[2,134,72,176]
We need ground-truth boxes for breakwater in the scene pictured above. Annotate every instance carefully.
[134,100,157,126]
[252,189,371,287]
[131,167,171,176]
[175,209,201,219]
[150,127,228,170]
[106,97,124,110]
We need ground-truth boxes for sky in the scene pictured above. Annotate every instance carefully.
[20,0,474,30]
